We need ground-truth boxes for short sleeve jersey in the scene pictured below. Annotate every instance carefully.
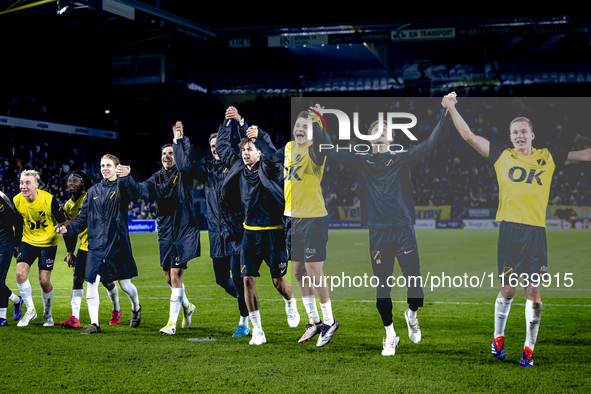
[284,141,327,218]
[488,144,567,228]
[14,189,60,247]
[64,192,88,251]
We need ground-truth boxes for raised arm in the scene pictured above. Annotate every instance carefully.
[443,92,491,158]
[172,122,208,183]
[406,106,451,167]
[216,120,239,167]
[308,105,330,166]
[565,148,591,165]
[320,121,360,171]
[247,126,284,163]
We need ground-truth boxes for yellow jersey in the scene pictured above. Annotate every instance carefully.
[13,189,60,247]
[284,141,327,218]
[64,192,88,252]
[492,147,564,227]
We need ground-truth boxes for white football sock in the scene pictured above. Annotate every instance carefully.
[385,323,397,340]
[17,280,34,310]
[494,292,513,338]
[181,284,190,309]
[302,295,321,324]
[119,279,140,312]
[525,299,542,351]
[71,289,84,319]
[249,310,262,332]
[106,285,120,312]
[9,292,20,304]
[86,276,101,326]
[239,315,249,327]
[42,289,53,318]
[407,309,417,319]
[169,287,182,323]
[284,296,295,309]
[0,308,6,320]
[320,300,334,326]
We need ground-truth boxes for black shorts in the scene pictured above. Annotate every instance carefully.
[73,250,88,278]
[369,225,423,307]
[289,216,329,263]
[240,228,288,278]
[497,221,548,282]
[17,242,58,271]
[161,254,189,271]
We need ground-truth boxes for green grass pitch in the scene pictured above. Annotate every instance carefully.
[1,229,589,393]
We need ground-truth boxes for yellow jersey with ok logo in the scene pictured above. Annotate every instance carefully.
[64,192,88,252]
[284,141,327,218]
[492,147,564,228]
[13,189,60,247]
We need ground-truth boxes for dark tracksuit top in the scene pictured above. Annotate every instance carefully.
[119,163,200,267]
[324,109,451,228]
[66,178,138,282]
[215,121,284,229]
[174,135,245,259]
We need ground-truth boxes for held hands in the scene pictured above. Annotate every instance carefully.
[246,126,259,140]
[225,106,241,121]
[55,219,72,235]
[441,91,458,109]
[309,103,324,115]
[116,164,131,177]
[172,121,184,139]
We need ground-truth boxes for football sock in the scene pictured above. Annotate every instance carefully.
[87,277,100,326]
[249,310,262,332]
[284,296,296,309]
[9,292,20,304]
[524,299,542,351]
[17,280,34,310]
[42,289,53,318]
[0,308,6,319]
[320,300,334,326]
[407,309,417,319]
[494,292,513,338]
[181,284,190,309]
[169,287,182,323]
[71,289,84,319]
[119,279,140,312]
[385,323,397,340]
[302,295,321,324]
[239,315,249,327]
[106,285,120,312]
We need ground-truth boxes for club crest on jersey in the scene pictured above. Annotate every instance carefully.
[110,191,117,199]
[0,204,3,212]
[536,159,547,166]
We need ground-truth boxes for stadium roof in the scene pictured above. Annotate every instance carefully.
[1,1,590,92]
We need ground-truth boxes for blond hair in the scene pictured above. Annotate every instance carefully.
[21,170,40,183]
[510,117,533,132]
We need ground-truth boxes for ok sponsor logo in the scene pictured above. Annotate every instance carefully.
[285,166,302,182]
[28,211,48,230]
[508,166,544,186]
